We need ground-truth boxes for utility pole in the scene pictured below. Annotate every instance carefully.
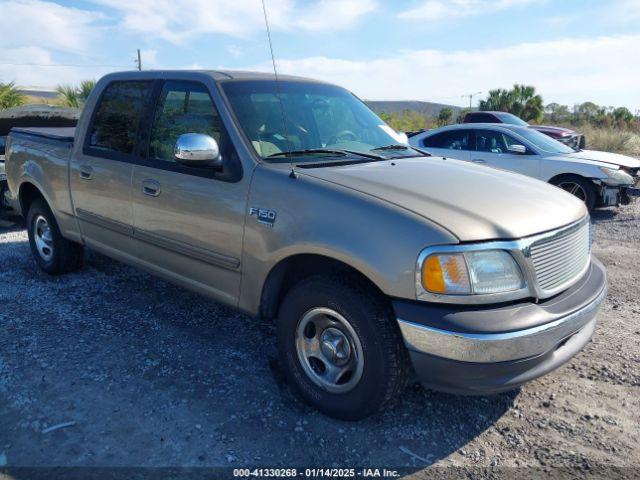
[462,91,482,110]
[136,49,142,71]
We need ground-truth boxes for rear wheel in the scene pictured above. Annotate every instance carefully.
[27,198,84,274]
[551,175,597,211]
[276,275,409,420]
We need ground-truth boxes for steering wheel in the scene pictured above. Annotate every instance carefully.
[328,130,358,145]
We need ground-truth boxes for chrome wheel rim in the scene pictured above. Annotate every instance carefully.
[558,182,587,202]
[33,215,54,261]
[295,307,364,394]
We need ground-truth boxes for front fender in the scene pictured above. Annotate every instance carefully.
[238,165,458,316]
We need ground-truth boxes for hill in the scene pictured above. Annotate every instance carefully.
[366,100,462,117]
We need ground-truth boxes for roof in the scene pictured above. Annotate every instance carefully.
[423,123,530,135]
[99,69,329,84]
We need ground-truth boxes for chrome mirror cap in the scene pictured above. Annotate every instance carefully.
[507,144,527,154]
[174,133,222,168]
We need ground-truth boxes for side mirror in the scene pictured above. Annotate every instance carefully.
[507,144,527,154]
[174,133,223,168]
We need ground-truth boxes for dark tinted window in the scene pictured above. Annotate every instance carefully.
[423,130,472,150]
[88,81,152,155]
[0,136,5,156]
[475,129,531,153]
[464,112,498,123]
[149,82,225,162]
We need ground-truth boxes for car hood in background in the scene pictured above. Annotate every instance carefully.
[301,157,586,242]
[565,149,640,169]
[530,125,577,137]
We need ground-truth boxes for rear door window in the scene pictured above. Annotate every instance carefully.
[423,130,473,150]
[87,81,153,156]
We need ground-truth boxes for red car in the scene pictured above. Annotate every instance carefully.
[464,111,586,150]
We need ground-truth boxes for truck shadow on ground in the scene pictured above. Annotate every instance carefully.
[0,232,515,470]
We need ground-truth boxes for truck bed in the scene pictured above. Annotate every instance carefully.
[10,126,76,143]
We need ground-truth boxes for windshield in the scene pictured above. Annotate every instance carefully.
[495,112,529,126]
[222,80,410,162]
[511,127,575,154]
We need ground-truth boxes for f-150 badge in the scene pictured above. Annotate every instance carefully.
[249,207,277,227]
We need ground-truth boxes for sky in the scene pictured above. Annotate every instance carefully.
[1,0,639,110]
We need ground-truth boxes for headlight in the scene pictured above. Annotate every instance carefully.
[600,167,633,186]
[419,250,525,297]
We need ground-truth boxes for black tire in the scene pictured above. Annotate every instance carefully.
[276,274,409,420]
[26,198,84,275]
[551,175,597,211]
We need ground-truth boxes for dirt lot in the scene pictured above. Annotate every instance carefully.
[0,202,638,477]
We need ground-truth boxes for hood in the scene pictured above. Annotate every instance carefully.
[566,149,640,169]
[300,157,586,242]
[530,125,575,137]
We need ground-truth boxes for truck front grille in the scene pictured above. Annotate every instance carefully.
[529,220,591,293]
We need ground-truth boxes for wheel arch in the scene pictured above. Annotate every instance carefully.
[18,181,49,217]
[259,253,387,320]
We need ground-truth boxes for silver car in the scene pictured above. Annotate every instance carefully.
[409,123,640,209]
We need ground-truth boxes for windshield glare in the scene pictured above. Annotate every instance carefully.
[512,128,575,154]
[222,80,408,161]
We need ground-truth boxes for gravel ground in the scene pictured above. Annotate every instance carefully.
[0,203,638,476]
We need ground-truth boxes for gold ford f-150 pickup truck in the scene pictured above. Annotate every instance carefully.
[5,71,607,420]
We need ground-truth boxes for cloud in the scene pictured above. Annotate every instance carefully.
[90,0,377,43]
[0,0,111,86]
[397,0,540,21]
[260,34,640,110]
[0,0,103,53]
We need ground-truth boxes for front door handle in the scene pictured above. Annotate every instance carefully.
[79,165,93,180]
[472,159,487,164]
[141,179,161,197]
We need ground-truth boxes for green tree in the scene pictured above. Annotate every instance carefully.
[612,107,634,125]
[545,103,571,123]
[378,109,428,132]
[437,107,453,126]
[456,107,471,123]
[479,88,512,112]
[56,79,96,108]
[0,82,26,110]
[574,101,599,125]
[78,79,96,103]
[479,84,544,123]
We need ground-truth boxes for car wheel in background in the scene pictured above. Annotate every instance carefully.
[276,274,409,420]
[26,198,84,274]
[551,175,597,211]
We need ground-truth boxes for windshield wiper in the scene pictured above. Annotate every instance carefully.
[267,148,384,160]
[371,144,432,157]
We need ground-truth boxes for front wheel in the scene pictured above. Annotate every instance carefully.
[551,175,597,211]
[276,275,409,420]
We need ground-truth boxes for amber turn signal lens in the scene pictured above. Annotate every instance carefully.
[422,255,446,293]
[421,253,471,294]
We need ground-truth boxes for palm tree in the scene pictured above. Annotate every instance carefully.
[479,88,512,112]
[56,85,81,108]
[78,80,96,103]
[0,82,27,110]
[56,79,95,108]
[479,84,544,123]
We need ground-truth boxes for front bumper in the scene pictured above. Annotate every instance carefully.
[394,257,607,394]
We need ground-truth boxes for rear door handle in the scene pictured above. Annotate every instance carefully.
[141,179,161,197]
[472,159,487,164]
[79,165,93,179]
